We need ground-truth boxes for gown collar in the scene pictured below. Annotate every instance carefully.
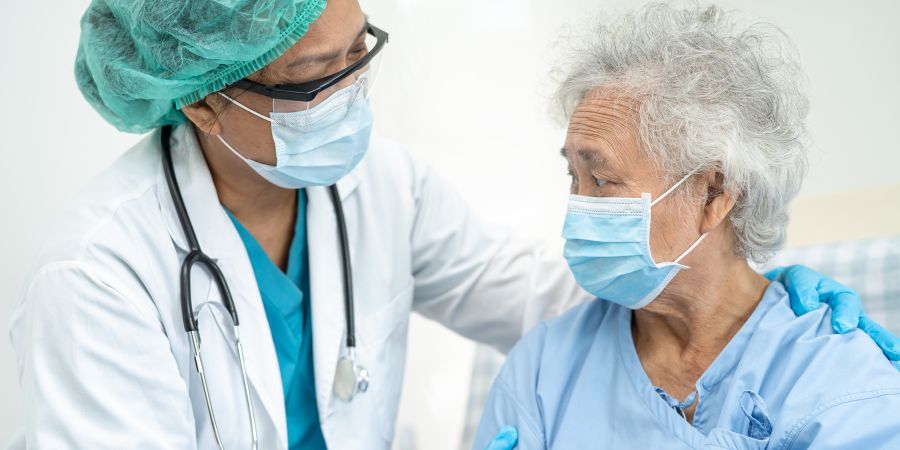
[613,282,787,446]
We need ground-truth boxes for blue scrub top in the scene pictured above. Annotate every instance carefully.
[474,282,900,449]
[226,191,327,450]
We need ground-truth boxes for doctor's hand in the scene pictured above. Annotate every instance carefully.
[484,426,518,450]
[767,265,900,369]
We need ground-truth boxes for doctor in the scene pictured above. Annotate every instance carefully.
[8,0,897,449]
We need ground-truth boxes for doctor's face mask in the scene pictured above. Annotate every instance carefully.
[216,75,374,189]
[205,16,386,189]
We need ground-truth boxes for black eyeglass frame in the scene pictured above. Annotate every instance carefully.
[228,23,388,103]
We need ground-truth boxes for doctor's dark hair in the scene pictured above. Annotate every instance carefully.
[553,2,810,263]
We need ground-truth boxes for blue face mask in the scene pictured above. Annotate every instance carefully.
[216,78,373,189]
[562,172,708,309]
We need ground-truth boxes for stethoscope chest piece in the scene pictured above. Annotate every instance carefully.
[334,348,369,402]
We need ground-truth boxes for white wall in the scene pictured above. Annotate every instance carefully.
[0,1,144,443]
[2,0,899,446]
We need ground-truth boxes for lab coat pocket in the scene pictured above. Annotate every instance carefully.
[358,281,414,345]
[359,281,414,442]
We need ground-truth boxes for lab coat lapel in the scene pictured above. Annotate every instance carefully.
[156,125,237,259]
[156,124,288,448]
[211,248,291,449]
[307,173,360,425]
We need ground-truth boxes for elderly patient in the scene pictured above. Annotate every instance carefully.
[474,4,900,449]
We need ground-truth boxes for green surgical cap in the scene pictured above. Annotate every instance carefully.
[75,0,328,133]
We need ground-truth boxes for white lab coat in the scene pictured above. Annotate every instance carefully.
[8,124,588,449]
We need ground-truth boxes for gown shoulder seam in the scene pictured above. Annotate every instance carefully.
[773,386,900,450]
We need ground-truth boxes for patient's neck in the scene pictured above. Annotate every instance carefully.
[632,239,769,420]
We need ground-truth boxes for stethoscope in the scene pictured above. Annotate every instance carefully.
[160,125,368,450]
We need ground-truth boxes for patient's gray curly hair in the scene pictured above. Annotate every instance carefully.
[554,2,810,263]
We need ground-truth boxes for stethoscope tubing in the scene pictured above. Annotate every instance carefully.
[161,125,357,345]
[160,124,362,447]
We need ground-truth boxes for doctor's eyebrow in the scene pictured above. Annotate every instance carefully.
[287,19,369,68]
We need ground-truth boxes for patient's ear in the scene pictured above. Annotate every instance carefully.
[700,172,736,234]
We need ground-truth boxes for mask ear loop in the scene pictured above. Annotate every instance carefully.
[651,170,698,207]
[650,169,710,267]
[673,233,708,267]
[218,92,274,124]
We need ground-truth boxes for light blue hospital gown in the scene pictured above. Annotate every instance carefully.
[474,282,900,449]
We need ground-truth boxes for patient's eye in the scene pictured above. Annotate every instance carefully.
[590,168,611,189]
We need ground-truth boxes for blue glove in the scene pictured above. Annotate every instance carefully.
[766,265,900,368]
[485,426,518,450]
[859,315,900,371]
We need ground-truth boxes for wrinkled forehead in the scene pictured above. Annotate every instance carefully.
[565,90,643,163]
[568,90,640,137]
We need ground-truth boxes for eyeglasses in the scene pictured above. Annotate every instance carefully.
[229,23,389,103]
